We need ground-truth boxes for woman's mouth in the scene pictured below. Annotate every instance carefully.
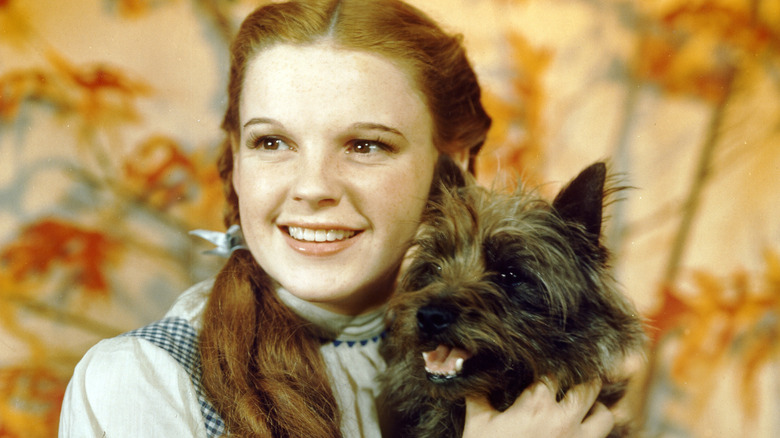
[282,225,363,256]
[286,226,357,242]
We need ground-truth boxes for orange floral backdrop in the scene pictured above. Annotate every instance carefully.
[1,0,779,437]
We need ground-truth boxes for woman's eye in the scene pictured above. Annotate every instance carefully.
[347,139,392,154]
[249,136,290,151]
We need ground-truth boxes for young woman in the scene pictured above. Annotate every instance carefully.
[60,1,615,437]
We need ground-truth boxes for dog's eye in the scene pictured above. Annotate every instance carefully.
[423,263,442,275]
[428,264,443,280]
[494,269,539,293]
[493,270,550,312]
[495,269,530,288]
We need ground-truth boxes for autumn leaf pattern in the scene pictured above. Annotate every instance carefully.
[476,32,551,190]
[1,219,117,297]
[0,1,229,435]
[634,1,779,104]
[644,251,780,433]
[0,367,67,438]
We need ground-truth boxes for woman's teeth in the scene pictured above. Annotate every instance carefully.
[288,226,356,242]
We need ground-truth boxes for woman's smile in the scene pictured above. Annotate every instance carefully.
[285,226,359,243]
[280,225,364,257]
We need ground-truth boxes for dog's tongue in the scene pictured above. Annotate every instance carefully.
[422,344,472,375]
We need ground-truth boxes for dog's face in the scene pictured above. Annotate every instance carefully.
[385,159,643,405]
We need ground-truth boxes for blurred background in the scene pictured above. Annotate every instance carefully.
[1,0,778,436]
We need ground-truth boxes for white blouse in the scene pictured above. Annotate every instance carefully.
[59,279,387,438]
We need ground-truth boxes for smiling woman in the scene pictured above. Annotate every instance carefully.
[57,1,614,437]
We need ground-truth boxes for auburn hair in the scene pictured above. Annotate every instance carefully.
[200,0,491,436]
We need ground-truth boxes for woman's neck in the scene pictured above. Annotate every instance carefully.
[275,287,387,341]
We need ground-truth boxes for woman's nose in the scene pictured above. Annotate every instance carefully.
[290,153,341,207]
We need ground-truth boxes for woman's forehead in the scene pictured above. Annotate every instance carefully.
[239,43,432,137]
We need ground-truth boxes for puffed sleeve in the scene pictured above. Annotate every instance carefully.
[58,336,208,437]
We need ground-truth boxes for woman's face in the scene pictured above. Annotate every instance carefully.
[233,43,439,315]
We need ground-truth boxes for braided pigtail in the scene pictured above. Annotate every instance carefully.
[199,250,342,437]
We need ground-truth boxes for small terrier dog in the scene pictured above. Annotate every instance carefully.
[380,156,645,437]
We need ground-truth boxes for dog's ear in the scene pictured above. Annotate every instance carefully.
[428,154,468,202]
[552,162,606,240]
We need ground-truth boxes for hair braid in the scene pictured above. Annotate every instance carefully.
[200,250,342,437]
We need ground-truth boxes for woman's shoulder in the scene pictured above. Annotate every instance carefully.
[74,277,214,380]
[163,277,215,330]
[74,277,214,378]
[69,277,215,396]
[60,334,208,437]
[58,278,222,437]
[73,332,191,379]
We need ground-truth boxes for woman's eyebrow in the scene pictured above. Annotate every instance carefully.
[349,122,407,140]
[242,119,408,141]
[243,117,282,128]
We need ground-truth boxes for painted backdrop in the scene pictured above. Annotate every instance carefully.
[1,0,779,436]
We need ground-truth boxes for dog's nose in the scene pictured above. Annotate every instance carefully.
[417,305,456,335]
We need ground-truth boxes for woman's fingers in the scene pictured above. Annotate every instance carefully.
[580,402,616,438]
[560,379,602,420]
[463,379,614,438]
[557,379,615,437]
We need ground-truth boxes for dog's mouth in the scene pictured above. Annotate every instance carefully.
[422,344,473,382]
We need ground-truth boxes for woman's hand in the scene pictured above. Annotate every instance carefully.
[463,379,614,438]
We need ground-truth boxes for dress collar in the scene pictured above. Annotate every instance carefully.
[275,287,386,344]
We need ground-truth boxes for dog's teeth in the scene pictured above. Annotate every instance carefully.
[455,358,464,372]
[422,352,430,363]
